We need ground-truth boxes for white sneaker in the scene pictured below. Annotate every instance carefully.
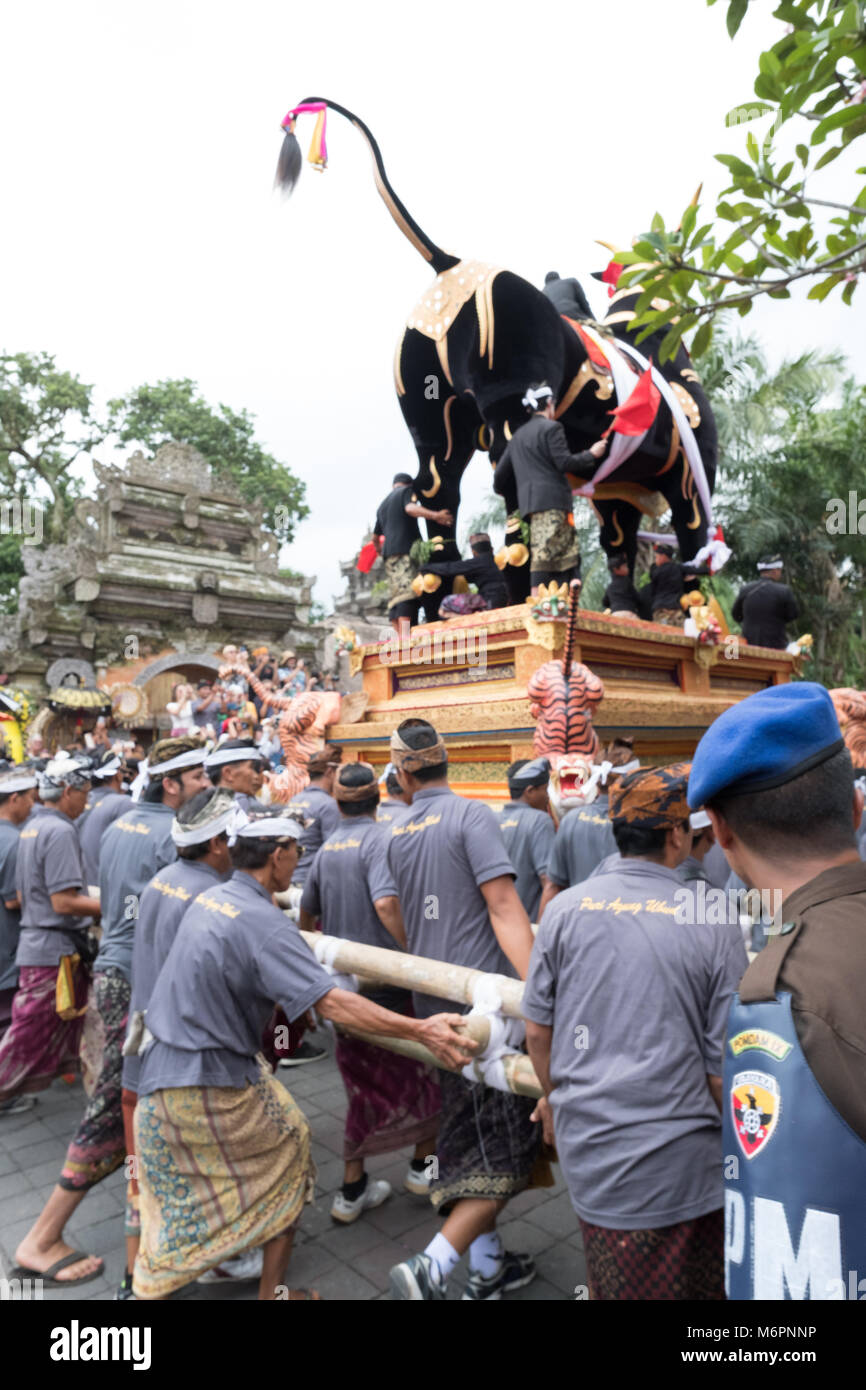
[197,1247,264,1283]
[404,1164,433,1197]
[330,1178,392,1225]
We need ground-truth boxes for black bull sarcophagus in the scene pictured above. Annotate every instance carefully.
[276,98,723,576]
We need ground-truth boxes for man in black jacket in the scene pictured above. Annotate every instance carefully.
[732,556,798,649]
[647,543,708,626]
[603,553,647,619]
[542,272,595,323]
[374,474,453,634]
[424,534,510,616]
[493,384,605,594]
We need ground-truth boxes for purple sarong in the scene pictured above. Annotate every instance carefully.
[0,963,88,1101]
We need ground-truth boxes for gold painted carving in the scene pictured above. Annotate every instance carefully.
[694,643,720,671]
[394,332,406,397]
[589,482,669,518]
[407,260,501,343]
[524,614,566,653]
[422,456,442,499]
[556,358,614,418]
[670,381,701,429]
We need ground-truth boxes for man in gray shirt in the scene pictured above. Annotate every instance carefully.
[77,749,130,891]
[286,743,343,888]
[119,785,234,1299]
[0,769,38,1053]
[205,737,270,815]
[1,755,104,1287]
[385,719,542,1303]
[524,762,747,1301]
[12,739,209,1291]
[300,761,440,1224]
[495,758,555,921]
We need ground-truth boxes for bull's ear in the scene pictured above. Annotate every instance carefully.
[275,128,303,195]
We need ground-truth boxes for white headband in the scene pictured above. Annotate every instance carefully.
[130,747,207,801]
[522,385,554,411]
[230,815,304,844]
[0,773,38,793]
[171,802,246,847]
[756,560,783,571]
[92,757,122,780]
[205,746,264,769]
[690,810,711,830]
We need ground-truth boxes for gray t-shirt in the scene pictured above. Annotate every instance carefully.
[123,858,228,1093]
[702,841,730,890]
[385,784,516,1018]
[496,801,555,921]
[287,784,342,886]
[78,787,131,890]
[547,797,616,888]
[16,808,90,966]
[139,870,334,1093]
[0,820,21,991]
[523,859,748,1229]
[301,816,397,950]
[94,801,176,982]
[302,814,406,1009]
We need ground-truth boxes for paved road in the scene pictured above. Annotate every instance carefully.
[0,1038,586,1301]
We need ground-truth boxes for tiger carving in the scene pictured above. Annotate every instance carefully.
[219,664,342,801]
[526,578,604,761]
[829,688,866,771]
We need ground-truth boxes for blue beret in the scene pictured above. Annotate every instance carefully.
[688,682,844,808]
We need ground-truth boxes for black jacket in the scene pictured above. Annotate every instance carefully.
[732,579,798,649]
[648,560,708,614]
[542,276,594,322]
[374,484,421,559]
[493,416,597,517]
[603,573,646,617]
[425,553,509,609]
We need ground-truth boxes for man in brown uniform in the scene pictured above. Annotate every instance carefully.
[689,682,866,1299]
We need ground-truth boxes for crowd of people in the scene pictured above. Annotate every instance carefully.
[0,678,862,1302]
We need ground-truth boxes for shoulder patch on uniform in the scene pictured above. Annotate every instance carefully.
[729,1029,792,1062]
[731,1070,780,1160]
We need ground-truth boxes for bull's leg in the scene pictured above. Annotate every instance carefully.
[660,455,712,565]
[396,327,480,619]
[589,496,643,575]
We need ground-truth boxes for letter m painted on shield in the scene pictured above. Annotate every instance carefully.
[753,1198,842,1300]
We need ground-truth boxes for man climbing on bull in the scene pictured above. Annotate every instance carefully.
[373,474,453,636]
[493,384,606,596]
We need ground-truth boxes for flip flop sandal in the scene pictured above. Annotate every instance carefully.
[12,1251,104,1288]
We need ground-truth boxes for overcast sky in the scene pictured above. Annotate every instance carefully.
[4,0,863,606]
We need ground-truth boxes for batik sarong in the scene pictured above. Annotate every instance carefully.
[0,962,88,1101]
[59,968,130,1190]
[430,1069,544,1214]
[652,607,685,628]
[122,1086,140,1236]
[439,593,489,617]
[384,553,418,608]
[529,509,580,572]
[578,1208,725,1300]
[132,1066,315,1299]
[335,991,439,1160]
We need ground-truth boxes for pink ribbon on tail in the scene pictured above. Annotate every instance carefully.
[281,101,327,129]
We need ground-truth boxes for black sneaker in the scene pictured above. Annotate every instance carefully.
[278,1040,328,1067]
[0,1095,37,1117]
[462,1251,536,1301]
[389,1253,448,1301]
[115,1272,135,1301]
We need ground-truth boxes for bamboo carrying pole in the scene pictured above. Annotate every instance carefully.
[335,1016,543,1099]
[299,930,527,1019]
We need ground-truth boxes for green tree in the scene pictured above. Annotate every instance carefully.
[0,351,103,611]
[704,333,865,683]
[618,0,866,360]
[0,351,102,523]
[106,379,308,541]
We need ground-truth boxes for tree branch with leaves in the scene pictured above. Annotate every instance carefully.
[618,0,866,361]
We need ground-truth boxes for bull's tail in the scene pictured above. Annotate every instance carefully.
[275,97,460,274]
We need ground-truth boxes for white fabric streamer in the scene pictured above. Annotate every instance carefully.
[462,976,525,1088]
